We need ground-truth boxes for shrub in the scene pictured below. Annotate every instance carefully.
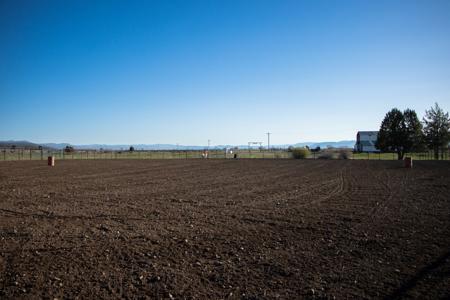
[64,145,74,153]
[338,150,351,159]
[291,147,310,159]
[318,152,334,159]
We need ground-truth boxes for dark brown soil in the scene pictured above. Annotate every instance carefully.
[0,159,449,299]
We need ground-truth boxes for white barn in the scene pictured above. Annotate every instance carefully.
[355,131,379,152]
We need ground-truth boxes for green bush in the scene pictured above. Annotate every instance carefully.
[338,150,351,159]
[291,147,310,159]
[318,152,334,159]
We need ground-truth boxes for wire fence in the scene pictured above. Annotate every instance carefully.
[349,151,450,160]
[0,148,291,161]
[1,148,449,161]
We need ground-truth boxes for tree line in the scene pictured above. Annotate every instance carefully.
[376,103,450,160]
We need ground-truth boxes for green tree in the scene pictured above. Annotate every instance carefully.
[376,108,424,160]
[376,108,406,160]
[423,103,450,160]
[403,109,425,152]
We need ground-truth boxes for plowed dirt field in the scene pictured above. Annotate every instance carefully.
[0,160,449,299]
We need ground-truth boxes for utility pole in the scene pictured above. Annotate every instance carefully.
[266,132,271,151]
[207,139,210,150]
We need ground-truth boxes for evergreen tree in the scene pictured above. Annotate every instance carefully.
[376,108,406,159]
[376,108,424,159]
[403,109,425,152]
[423,103,450,160]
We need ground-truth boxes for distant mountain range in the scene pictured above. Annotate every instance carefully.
[0,140,53,149]
[0,140,356,150]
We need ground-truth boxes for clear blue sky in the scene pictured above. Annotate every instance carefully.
[1,0,450,145]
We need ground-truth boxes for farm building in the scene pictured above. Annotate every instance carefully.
[355,131,379,152]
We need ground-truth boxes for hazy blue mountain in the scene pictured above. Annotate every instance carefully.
[2,140,356,150]
[40,143,71,149]
[0,140,52,149]
[44,141,356,150]
[42,144,213,150]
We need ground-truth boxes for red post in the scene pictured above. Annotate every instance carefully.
[48,156,55,166]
